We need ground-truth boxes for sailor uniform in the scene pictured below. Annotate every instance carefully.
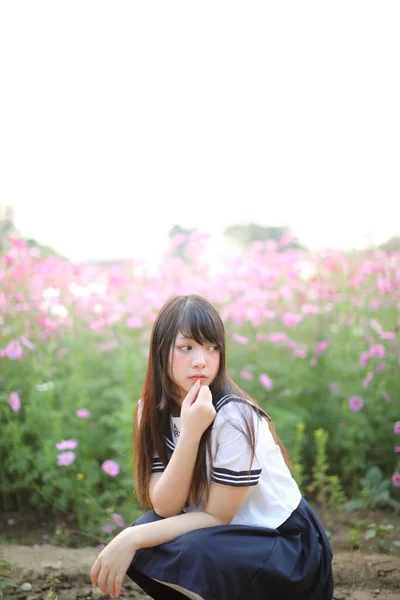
[126,396,334,599]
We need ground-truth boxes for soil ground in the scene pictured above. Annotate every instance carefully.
[1,506,400,599]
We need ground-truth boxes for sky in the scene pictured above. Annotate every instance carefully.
[1,1,399,262]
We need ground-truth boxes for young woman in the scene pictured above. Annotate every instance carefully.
[90,294,334,599]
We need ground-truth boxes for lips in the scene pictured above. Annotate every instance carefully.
[189,375,206,379]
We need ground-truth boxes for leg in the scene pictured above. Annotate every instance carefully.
[127,510,187,599]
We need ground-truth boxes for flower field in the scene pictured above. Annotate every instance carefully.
[1,235,399,543]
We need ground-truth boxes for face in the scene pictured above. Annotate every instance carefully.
[169,332,221,402]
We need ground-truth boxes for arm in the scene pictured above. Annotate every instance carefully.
[149,429,202,518]
[137,482,248,549]
[149,380,215,518]
[90,483,249,598]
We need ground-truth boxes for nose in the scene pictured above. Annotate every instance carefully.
[192,348,206,368]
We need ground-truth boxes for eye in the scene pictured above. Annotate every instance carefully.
[178,345,191,351]
[209,345,220,352]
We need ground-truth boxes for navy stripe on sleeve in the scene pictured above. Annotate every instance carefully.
[151,459,165,473]
[211,467,262,487]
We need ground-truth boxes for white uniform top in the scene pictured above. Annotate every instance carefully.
[152,398,301,530]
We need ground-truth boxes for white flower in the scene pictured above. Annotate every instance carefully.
[36,381,54,392]
[42,287,60,299]
[49,304,69,318]
[87,282,107,294]
[295,260,316,282]
[68,283,90,297]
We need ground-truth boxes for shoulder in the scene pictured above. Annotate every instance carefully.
[212,395,275,445]
[213,395,262,430]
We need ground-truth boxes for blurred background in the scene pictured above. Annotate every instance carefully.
[0,0,399,550]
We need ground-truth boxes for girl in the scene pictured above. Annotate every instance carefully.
[90,294,334,599]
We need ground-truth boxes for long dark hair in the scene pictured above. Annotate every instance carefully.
[133,294,291,508]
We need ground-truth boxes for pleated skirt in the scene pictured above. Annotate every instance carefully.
[126,497,334,600]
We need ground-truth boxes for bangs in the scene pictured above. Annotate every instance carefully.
[177,301,224,346]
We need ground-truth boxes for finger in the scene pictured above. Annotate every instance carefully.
[196,385,211,402]
[182,378,201,404]
[90,559,101,586]
[114,572,125,598]
[108,572,117,598]
[98,567,110,595]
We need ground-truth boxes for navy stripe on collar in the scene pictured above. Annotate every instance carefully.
[215,394,272,422]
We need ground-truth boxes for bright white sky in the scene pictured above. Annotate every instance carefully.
[0,1,399,261]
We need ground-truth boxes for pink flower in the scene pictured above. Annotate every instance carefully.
[269,332,288,344]
[329,383,339,394]
[394,422,400,435]
[9,237,28,250]
[256,333,268,342]
[301,304,320,315]
[101,523,116,534]
[392,473,400,488]
[95,340,118,353]
[362,372,373,389]
[232,334,249,345]
[56,439,78,450]
[359,352,370,368]
[293,347,307,358]
[5,340,24,360]
[313,341,329,356]
[169,233,188,249]
[348,395,364,412]
[310,357,317,366]
[36,317,57,331]
[376,363,385,373]
[20,336,35,350]
[240,371,254,381]
[111,513,125,528]
[282,313,303,328]
[76,409,90,418]
[383,391,391,403]
[369,318,382,333]
[279,234,296,246]
[259,374,273,391]
[101,460,120,477]
[57,451,76,466]
[9,391,21,413]
[394,446,400,453]
[369,344,385,358]
[126,316,143,329]
[380,331,395,340]
[266,240,277,251]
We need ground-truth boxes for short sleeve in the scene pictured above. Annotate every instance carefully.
[211,403,263,487]
[137,399,165,474]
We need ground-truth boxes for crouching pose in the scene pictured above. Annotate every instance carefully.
[90,294,334,599]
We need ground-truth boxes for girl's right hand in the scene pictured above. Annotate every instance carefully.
[180,379,216,439]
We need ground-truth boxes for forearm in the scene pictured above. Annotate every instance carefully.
[133,511,223,550]
[152,432,200,517]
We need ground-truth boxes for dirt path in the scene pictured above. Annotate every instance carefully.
[1,544,400,599]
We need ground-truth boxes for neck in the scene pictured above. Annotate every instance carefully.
[170,401,181,417]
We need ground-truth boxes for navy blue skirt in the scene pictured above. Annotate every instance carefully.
[126,497,334,600]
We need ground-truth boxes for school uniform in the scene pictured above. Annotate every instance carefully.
[126,396,334,599]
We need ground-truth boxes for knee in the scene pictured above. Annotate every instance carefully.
[129,510,165,527]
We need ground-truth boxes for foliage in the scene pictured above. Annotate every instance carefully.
[0,235,399,534]
[0,552,16,599]
[302,428,347,509]
[343,467,400,512]
[290,422,305,489]
[223,223,303,248]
